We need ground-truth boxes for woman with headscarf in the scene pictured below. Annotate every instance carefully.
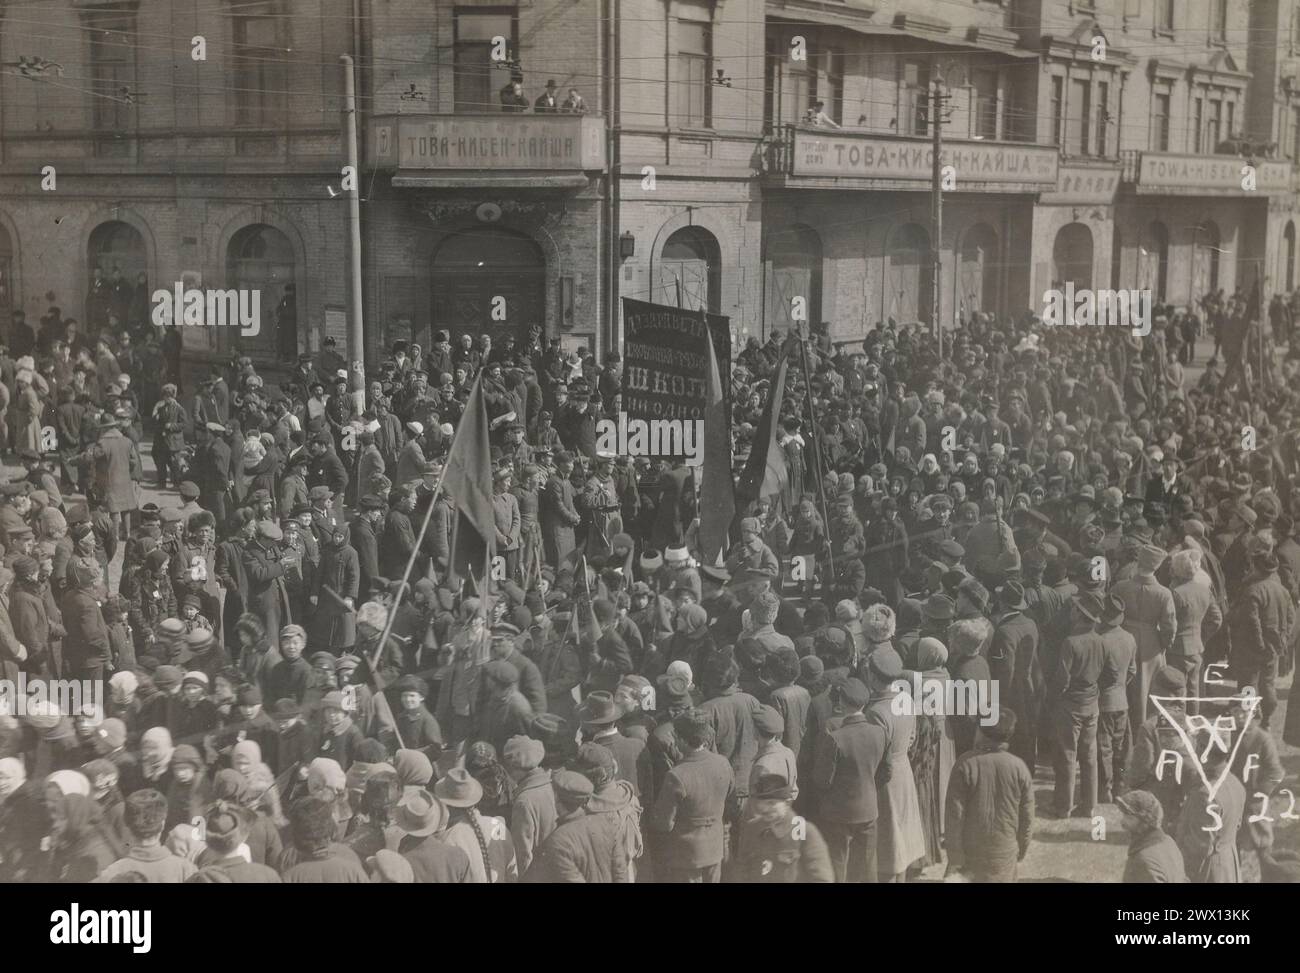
[233,435,277,511]
[307,756,353,841]
[668,603,717,676]
[165,744,211,832]
[138,725,176,795]
[12,368,43,453]
[0,763,52,883]
[50,792,117,882]
[906,636,956,874]
[207,767,283,866]
[394,747,434,798]
[231,738,287,828]
[23,700,82,779]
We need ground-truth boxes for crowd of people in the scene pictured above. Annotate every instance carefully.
[1,284,1300,885]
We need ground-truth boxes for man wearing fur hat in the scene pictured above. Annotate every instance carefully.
[724,517,780,581]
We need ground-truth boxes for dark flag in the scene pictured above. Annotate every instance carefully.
[735,335,797,509]
[443,372,496,579]
[699,327,735,565]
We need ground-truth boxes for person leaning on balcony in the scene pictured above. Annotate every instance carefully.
[804,101,840,129]
[500,78,530,113]
[561,88,587,114]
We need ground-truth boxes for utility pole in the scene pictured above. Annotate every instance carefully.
[341,54,365,411]
[930,74,946,361]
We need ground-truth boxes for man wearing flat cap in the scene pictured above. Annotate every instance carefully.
[308,430,349,500]
[242,520,295,639]
[1048,592,1107,818]
[810,676,888,882]
[1229,542,1294,731]
[1112,544,1176,728]
[523,769,630,883]
[352,494,385,598]
[76,408,139,542]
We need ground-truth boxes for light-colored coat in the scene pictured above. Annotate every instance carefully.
[867,693,927,876]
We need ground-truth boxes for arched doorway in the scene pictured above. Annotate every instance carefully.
[227,224,297,361]
[87,220,147,331]
[0,223,12,321]
[1284,219,1294,292]
[1193,220,1221,300]
[1051,223,1093,291]
[659,226,721,314]
[1147,221,1170,302]
[958,223,999,317]
[432,227,546,349]
[765,224,822,334]
[886,223,931,325]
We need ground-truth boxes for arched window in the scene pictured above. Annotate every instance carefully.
[1147,221,1169,302]
[958,223,999,317]
[765,224,822,333]
[228,224,296,360]
[1194,220,1221,299]
[659,226,721,314]
[1051,223,1093,292]
[432,227,546,348]
[1283,221,1296,293]
[886,223,932,325]
[87,220,147,330]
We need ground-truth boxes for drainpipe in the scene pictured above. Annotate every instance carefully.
[605,0,621,354]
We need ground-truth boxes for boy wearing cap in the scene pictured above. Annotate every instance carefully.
[393,675,443,759]
[736,772,833,883]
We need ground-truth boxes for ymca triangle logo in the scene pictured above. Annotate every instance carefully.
[1148,691,1261,802]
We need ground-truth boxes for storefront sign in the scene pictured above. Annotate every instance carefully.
[1136,153,1292,193]
[370,115,606,170]
[790,132,1058,186]
[1040,165,1120,204]
[621,298,730,423]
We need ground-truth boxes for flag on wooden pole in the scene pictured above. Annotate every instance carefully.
[699,322,735,564]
